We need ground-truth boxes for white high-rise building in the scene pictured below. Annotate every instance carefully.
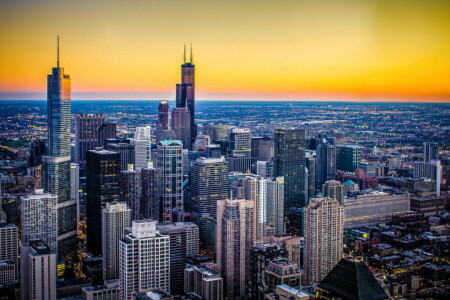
[102,202,131,281]
[133,126,152,170]
[21,189,58,253]
[157,140,184,222]
[70,163,80,232]
[302,197,344,285]
[0,222,19,287]
[20,240,57,300]
[216,198,255,298]
[267,176,285,235]
[119,220,170,299]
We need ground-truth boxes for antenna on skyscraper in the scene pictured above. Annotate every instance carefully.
[183,43,186,63]
[190,42,193,63]
[57,35,60,68]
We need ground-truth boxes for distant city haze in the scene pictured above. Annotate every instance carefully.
[1,0,449,102]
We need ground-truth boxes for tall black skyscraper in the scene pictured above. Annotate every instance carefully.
[273,128,307,209]
[42,37,77,260]
[315,137,336,189]
[86,149,121,255]
[156,101,170,143]
[424,142,439,163]
[175,44,196,146]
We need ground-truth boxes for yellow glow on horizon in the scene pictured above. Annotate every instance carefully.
[0,0,449,101]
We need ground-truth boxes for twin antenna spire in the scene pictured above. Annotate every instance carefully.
[183,42,193,64]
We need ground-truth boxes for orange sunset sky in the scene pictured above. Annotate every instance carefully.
[0,0,449,101]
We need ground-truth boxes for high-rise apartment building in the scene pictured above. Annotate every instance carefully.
[157,140,184,222]
[86,149,121,255]
[190,157,229,245]
[305,152,316,199]
[42,37,77,259]
[322,180,345,205]
[133,126,152,170]
[119,220,170,299]
[267,177,285,235]
[274,128,307,209]
[216,198,255,298]
[97,122,117,148]
[70,163,80,233]
[184,265,223,300]
[20,240,57,300]
[0,222,18,287]
[302,197,344,285]
[229,128,252,157]
[20,189,58,253]
[74,113,107,168]
[102,202,131,281]
[157,222,199,295]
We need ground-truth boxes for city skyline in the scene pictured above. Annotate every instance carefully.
[1,0,449,102]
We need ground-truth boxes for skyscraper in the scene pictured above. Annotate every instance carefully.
[171,107,192,150]
[302,197,344,285]
[102,202,131,281]
[216,198,255,298]
[315,138,336,189]
[229,128,252,157]
[133,126,152,170]
[273,128,307,209]
[156,101,170,143]
[322,180,345,205]
[120,165,141,220]
[157,140,184,222]
[107,142,135,171]
[86,148,121,255]
[42,36,77,259]
[70,163,80,233]
[20,189,58,253]
[176,44,196,145]
[266,177,285,236]
[119,220,170,299]
[157,222,199,295]
[335,144,363,173]
[97,122,117,148]
[423,142,439,163]
[74,113,107,169]
[190,157,229,246]
[20,240,57,300]
[140,164,159,220]
[0,222,19,288]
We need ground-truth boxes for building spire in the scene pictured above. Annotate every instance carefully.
[183,43,186,63]
[57,35,60,68]
[190,42,193,63]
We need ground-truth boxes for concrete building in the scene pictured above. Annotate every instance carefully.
[102,202,131,281]
[302,197,344,285]
[20,189,58,253]
[0,222,18,287]
[82,280,120,300]
[119,220,170,299]
[267,177,285,236]
[20,240,57,300]
[157,222,199,295]
[202,124,228,142]
[229,128,252,157]
[140,164,159,220]
[322,180,345,205]
[120,165,141,220]
[216,198,255,298]
[190,157,228,246]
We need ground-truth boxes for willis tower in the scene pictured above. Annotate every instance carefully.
[174,44,196,148]
[42,37,77,261]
